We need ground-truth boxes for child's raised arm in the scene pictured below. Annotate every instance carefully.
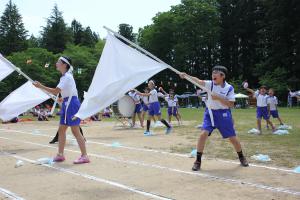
[134,89,151,97]
[178,72,205,87]
[245,87,255,94]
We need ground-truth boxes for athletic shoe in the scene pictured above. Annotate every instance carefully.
[53,155,65,162]
[144,131,153,136]
[165,126,173,135]
[192,161,201,171]
[239,156,249,167]
[73,155,90,164]
[49,134,58,144]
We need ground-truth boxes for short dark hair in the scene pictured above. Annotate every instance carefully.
[60,56,72,70]
[260,85,267,90]
[212,65,228,76]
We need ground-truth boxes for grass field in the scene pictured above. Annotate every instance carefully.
[169,107,300,168]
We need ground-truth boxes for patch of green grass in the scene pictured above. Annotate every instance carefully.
[165,107,300,168]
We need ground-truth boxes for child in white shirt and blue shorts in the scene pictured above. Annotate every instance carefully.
[179,66,249,171]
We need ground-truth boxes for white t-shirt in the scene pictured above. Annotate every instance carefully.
[267,96,278,111]
[141,96,149,105]
[289,91,297,97]
[128,91,141,104]
[149,89,159,103]
[254,90,268,107]
[165,96,178,107]
[57,72,78,98]
[204,81,235,110]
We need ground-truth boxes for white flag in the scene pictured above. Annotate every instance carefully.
[0,81,50,121]
[0,54,14,81]
[75,33,168,120]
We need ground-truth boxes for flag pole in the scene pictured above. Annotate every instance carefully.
[0,54,57,100]
[103,26,211,95]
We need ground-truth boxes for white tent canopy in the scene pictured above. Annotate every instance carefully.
[235,93,249,98]
[75,33,168,120]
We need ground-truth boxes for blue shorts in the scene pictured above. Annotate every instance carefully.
[148,102,161,116]
[270,110,279,118]
[60,96,81,126]
[202,108,236,139]
[168,107,178,116]
[256,106,269,120]
[142,104,149,112]
[134,103,142,113]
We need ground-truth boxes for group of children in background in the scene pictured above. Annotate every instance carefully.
[245,83,285,134]
[128,80,183,136]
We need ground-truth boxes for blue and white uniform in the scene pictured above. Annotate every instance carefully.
[128,91,142,113]
[267,96,279,118]
[254,90,269,120]
[148,89,161,116]
[57,72,81,126]
[141,96,149,112]
[202,81,236,138]
[165,96,178,116]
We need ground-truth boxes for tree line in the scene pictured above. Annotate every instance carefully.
[0,0,299,103]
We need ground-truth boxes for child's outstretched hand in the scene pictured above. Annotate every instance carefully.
[179,72,187,79]
[33,81,42,88]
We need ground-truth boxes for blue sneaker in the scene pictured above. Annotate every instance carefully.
[165,126,173,134]
[144,131,153,136]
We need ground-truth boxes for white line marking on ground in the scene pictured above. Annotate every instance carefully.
[0,128,295,173]
[0,187,25,200]
[0,135,299,196]
[2,153,173,200]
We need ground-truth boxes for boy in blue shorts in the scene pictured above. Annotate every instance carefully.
[179,66,248,171]
[135,80,172,136]
[159,87,181,124]
[267,88,284,125]
[246,86,275,133]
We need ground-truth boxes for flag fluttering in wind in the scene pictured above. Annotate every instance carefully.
[0,54,15,81]
[0,81,50,121]
[75,33,168,120]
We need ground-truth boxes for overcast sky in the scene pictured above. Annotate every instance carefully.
[0,0,181,38]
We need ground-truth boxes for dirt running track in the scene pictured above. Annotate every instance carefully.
[0,121,299,200]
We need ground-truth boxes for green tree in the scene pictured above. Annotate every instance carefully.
[0,0,27,56]
[138,0,220,93]
[27,34,40,48]
[81,26,99,47]
[71,19,83,45]
[218,0,263,82]
[118,23,136,42]
[41,4,72,53]
[256,0,300,89]
[0,48,58,101]
[71,19,98,47]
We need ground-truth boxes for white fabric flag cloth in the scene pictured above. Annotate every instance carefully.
[75,33,168,120]
[0,81,50,121]
[0,54,15,81]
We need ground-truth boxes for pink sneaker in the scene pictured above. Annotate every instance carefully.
[53,155,65,162]
[73,155,90,164]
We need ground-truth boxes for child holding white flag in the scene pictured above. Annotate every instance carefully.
[33,56,89,164]
[179,66,248,171]
[135,80,172,136]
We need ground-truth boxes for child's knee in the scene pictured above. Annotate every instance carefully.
[199,131,209,139]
